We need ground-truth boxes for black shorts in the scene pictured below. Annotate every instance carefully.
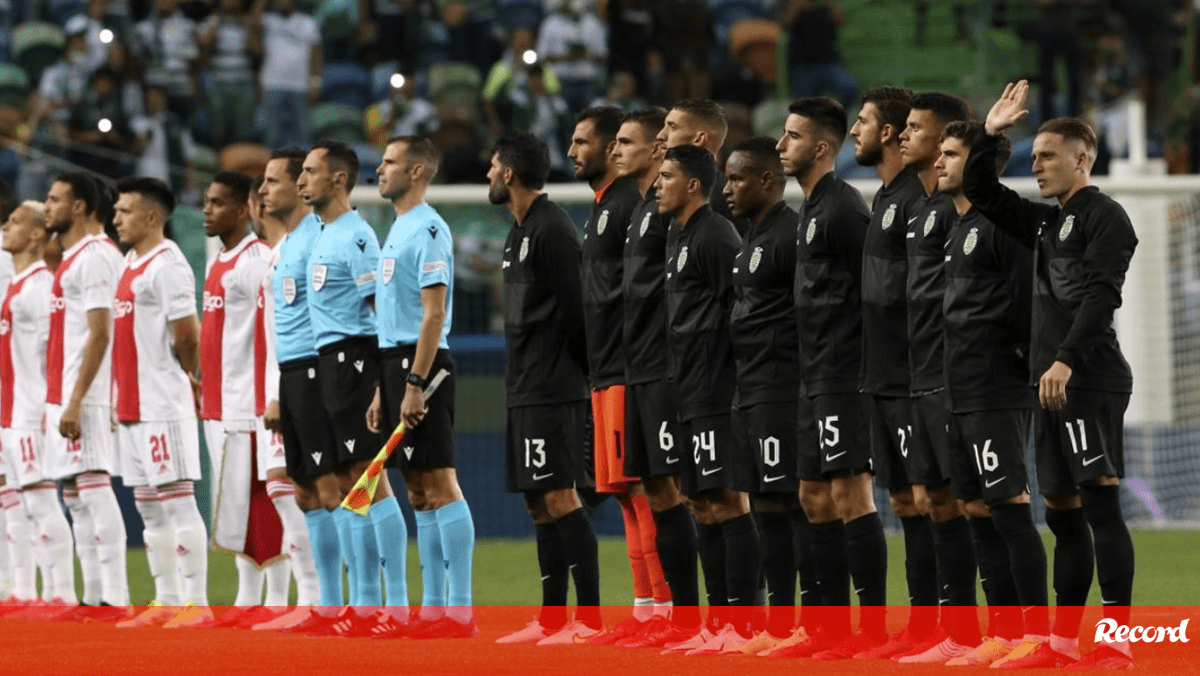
[379,346,456,472]
[317,337,381,467]
[950,408,1032,503]
[505,402,591,493]
[278,358,338,478]
[868,395,914,492]
[798,393,872,480]
[681,413,752,497]
[1035,389,1129,498]
[625,380,685,479]
[909,390,952,489]
[733,401,799,494]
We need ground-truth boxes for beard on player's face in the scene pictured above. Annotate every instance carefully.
[855,139,884,167]
[487,178,509,205]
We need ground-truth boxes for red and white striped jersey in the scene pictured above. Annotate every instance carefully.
[257,241,283,415]
[112,240,198,423]
[46,234,123,407]
[1,262,52,429]
[200,233,270,420]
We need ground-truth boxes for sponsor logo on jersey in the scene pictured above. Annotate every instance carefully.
[202,291,224,312]
[677,245,688,272]
[924,211,937,236]
[805,218,817,244]
[519,236,530,262]
[749,246,763,273]
[1059,214,1075,241]
[597,210,609,235]
[0,319,8,335]
[881,204,897,230]
[640,212,651,237]
[282,277,297,304]
[381,257,395,284]
[113,299,134,319]
[50,294,66,312]
[963,227,979,255]
[311,264,327,291]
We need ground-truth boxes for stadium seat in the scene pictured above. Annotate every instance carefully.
[320,61,371,111]
[428,61,481,108]
[349,142,382,187]
[311,102,366,144]
[729,18,781,85]
[0,63,30,107]
[11,21,65,84]
[49,0,87,28]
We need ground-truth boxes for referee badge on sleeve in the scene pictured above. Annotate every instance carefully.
[311,264,327,291]
[282,277,297,304]
[382,257,395,284]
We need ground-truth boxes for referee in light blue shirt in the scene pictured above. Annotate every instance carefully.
[365,136,476,637]
[296,140,388,633]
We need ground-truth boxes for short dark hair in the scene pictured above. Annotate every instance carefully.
[386,135,442,178]
[910,92,971,125]
[575,106,625,145]
[93,176,116,228]
[663,144,716,195]
[862,86,915,132]
[788,97,849,145]
[672,99,727,130]
[311,139,360,190]
[730,136,784,181]
[621,107,668,140]
[943,121,1012,176]
[269,147,307,182]
[117,176,176,218]
[54,171,100,215]
[1037,117,1098,162]
[492,132,551,191]
[212,171,253,204]
[249,175,264,201]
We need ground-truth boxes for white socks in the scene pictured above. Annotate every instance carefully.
[62,487,101,605]
[263,559,290,607]
[2,487,34,600]
[267,478,319,606]
[159,481,208,606]
[134,486,181,605]
[22,483,76,603]
[77,473,129,606]
[233,556,265,606]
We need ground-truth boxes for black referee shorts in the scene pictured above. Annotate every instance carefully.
[505,401,592,493]
[278,358,337,478]
[317,336,381,467]
[868,394,914,492]
[909,390,952,489]
[624,379,686,479]
[1035,389,1129,498]
[733,401,799,494]
[379,345,456,472]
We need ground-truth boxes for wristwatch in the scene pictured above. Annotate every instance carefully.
[405,372,427,388]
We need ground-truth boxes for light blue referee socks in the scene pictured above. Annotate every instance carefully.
[331,508,359,607]
[348,511,382,613]
[303,508,345,613]
[435,499,475,624]
[368,496,409,621]
[414,509,446,620]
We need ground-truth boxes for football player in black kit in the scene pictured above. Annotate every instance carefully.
[489,132,605,646]
[769,97,876,660]
[722,136,805,655]
[892,92,979,663]
[657,144,760,655]
[933,121,1032,667]
[965,81,1139,671]
[567,106,672,643]
[654,99,744,235]
[847,85,922,659]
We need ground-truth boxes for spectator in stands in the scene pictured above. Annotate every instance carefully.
[605,0,657,99]
[258,0,322,149]
[131,83,196,194]
[536,0,608,113]
[71,0,118,72]
[509,63,572,179]
[452,228,503,335]
[1028,0,1091,123]
[358,0,424,72]
[481,27,561,138]
[589,71,648,111]
[652,0,713,102]
[912,0,970,47]
[1108,0,1187,138]
[133,0,200,121]
[364,68,438,148]
[439,0,503,76]
[199,0,261,146]
[67,66,134,179]
[38,17,95,125]
[103,37,146,120]
[784,0,859,110]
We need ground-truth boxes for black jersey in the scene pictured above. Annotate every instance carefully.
[622,187,671,384]
[731,201,800,406]
[582,176,640,389]
[964,133,1137,393]
[906,190,958,393]
[943,208,1034,412]
[795,172,871,396]
[861,165,927,397]
[666,204,741,421]
[501,194,589,407]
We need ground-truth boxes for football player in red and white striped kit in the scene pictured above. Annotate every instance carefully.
[109,177,208,629]
[41,173,129,616]
[0,202,66,609]
[198,172,290,625]
[0,230,19,605]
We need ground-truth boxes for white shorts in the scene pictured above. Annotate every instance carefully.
[2,428,47,487]
[44,404,119,479]
[118,420,201,487]
[255,416,288,481]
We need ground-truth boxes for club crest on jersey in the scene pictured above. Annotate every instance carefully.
[597,209,609,235]
[282,277,297,304]
[1059,215,1075,241]
[381,257,395,284]
[0,319,9,335]
[805,218,817,244]
[881,203,897,230]
[519,236,530,262]
[923,211,937,236]
[640,212,651,236]
[311,264,327,291]
[963,227,979,255]
[749,246,763,273]
[677,245,689,272]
